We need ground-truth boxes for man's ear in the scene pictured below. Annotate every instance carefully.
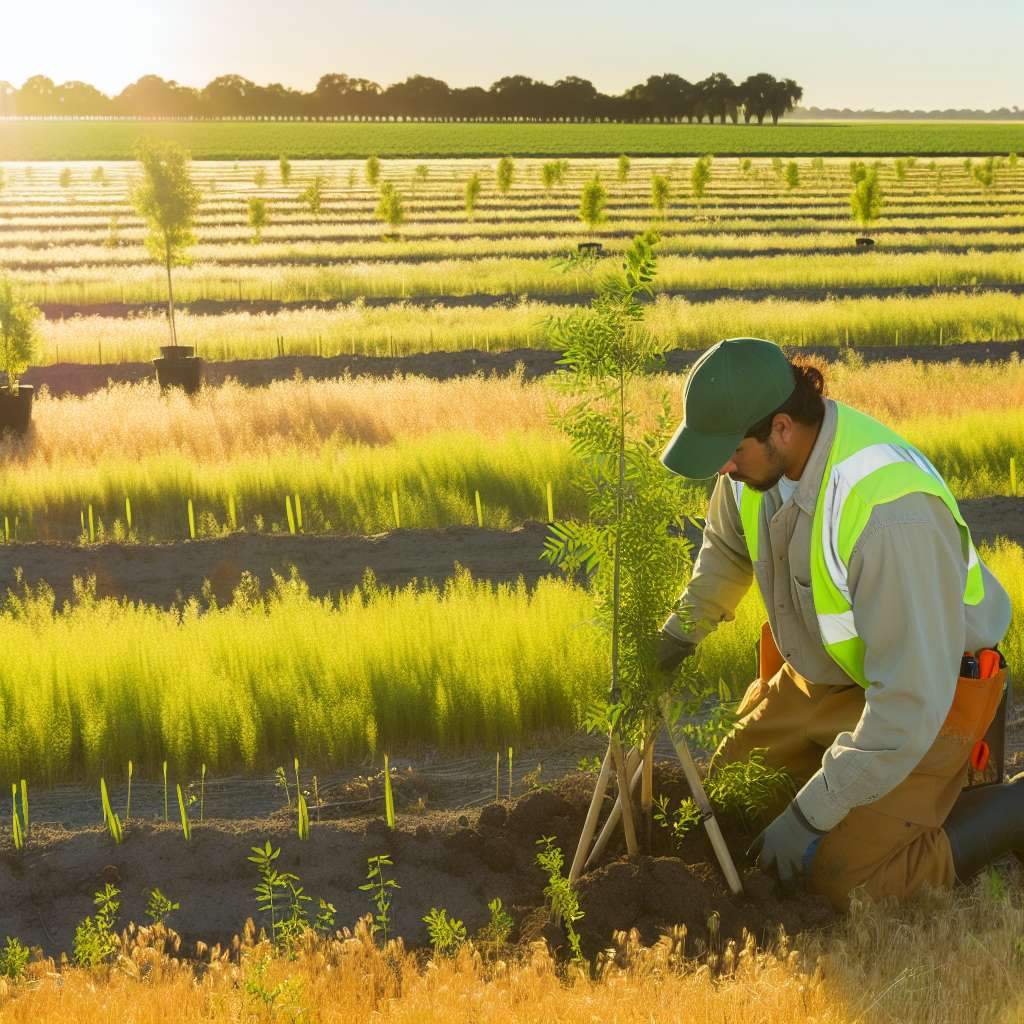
[772,413,794,446]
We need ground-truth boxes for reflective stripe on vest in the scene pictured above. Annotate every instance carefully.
[729,402,984,688]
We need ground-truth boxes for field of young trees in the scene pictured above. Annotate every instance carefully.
[1,134,1023,1022]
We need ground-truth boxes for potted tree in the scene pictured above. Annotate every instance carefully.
[850,167,883,247]
[131,137,204,393]
[0,277,41,436]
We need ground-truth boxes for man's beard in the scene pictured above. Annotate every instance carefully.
[729,437,787,493]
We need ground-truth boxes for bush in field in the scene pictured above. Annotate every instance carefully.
[496,156,514,195]
[413,164,429,191]
[850,167,884,237]
[849,160,868,184]
[650,174,671,217]
[617,154,631,182]
[578,175,607,234]
[92,166,106,185]
[130,137,201,350]
[59,167,72,188]
[299,174,326,217]
[247,197,268,244]
[0,277,41,394]
[278,154,291,185]
[464,172,482,220]
[375,182,405,237]
[973,157,996,190]
[738,157,752,175]
[540,161,563,191]
[365,154,381,186]
[690,155,712,201]
[894,158,908,181]
[785,161,800,189]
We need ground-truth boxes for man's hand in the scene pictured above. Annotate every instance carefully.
[656,630,696,674]
[747,800,827,894]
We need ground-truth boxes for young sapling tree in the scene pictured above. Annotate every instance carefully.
[247,197,268,243]
[0,278,41,395]
[131,138,201,351]
[850,167,884,240]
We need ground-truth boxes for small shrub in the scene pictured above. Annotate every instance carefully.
[0,936,30,980]
[73,884,120,968]
[422,906,467,955]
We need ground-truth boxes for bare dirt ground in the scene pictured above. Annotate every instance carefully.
[23,339,1024,398]
[0,500,1020,610]
[0,763,837,961]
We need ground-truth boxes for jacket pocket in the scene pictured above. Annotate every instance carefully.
[792,578,818,636]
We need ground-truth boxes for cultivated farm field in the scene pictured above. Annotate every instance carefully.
[1,134,1023,1023]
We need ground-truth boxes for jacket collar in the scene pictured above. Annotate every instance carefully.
[788,398,837,515]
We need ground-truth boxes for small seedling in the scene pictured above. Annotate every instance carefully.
[0,936,30,980]
[535,836,584,961]
[125,759,133,821]
[200,763,206,821]
[422,907,467,955]
[176,783,191,841]
[275,766,291,808]
[73,884,120,967]
[358,853,399,945]
[476,897,514,959]
[145,887,180,926]
[383,754,395,829]
[162,760,169,821]
[100,778,123,845]
[297,792,310,840]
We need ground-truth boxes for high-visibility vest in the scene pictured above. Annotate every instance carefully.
[730,401,984,688]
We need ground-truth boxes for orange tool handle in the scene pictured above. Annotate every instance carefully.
[971,740,990,773]
[977,649,1001,679]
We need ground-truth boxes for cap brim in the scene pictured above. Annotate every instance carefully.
[660,419,741,479]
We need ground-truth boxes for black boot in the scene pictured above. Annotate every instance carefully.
[943,773,1024,883]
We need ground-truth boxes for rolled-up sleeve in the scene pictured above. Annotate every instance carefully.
[795,493,967,831]
[663,475,754,645]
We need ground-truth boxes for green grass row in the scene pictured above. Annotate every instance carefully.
[35,292,1024,364]
[7,231,1024,271]
[0,538,1020,784]
[2,418,1022,545]
[11,250,1024,306]
[2,121,1023,160]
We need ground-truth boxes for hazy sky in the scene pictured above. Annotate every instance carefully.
[2,0,1021,110]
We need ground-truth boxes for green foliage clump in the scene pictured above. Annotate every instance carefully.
[475,897,514,959]
[145,887,180,926]
[0,936,30,980]
[850,167,884,234]
[365,153,381,186]
[535,836,584,961]
[299,174,326,217]
[784,161,800,190]
[578,174,607,232]
[73,884,120,967]
[278,154,291,184]
[496,156,515,195]
[617,154,631,182]
[0,278,41,394]
[422,907,467,955]
[247,197,268,243]
[464,172,482,220]
[375,182,405,235]
[691,154,712,200]
[650,173,671,216]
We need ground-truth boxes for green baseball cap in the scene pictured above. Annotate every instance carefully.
[661,338,795,478]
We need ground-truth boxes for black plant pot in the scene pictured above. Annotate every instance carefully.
[855,236,876,247]
[154,355,204,394]
[0,384,34,436]
[159,345,196,360]
[578,241,605,256]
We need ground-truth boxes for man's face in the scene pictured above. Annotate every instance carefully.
[719,434,787,492]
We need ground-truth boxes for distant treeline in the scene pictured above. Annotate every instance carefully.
[791,107,1023,121]
[0,72,803,123]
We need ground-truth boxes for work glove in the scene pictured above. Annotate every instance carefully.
[747,799,827,895]
[656,630,696,674]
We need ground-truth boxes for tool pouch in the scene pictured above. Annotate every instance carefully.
[960,651,1011,790]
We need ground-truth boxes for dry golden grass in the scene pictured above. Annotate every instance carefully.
[1,877,1021,1024]
[12,356,1024,469]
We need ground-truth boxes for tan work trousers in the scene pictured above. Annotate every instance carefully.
[712,624,1006,909]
